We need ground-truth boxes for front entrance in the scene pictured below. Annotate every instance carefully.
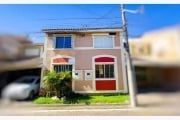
[94,56,117,91]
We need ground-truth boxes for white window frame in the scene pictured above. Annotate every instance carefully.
[93,34,115,49]
[51,55,75,71]
[52,64,73,73]
[53,34,74,49]
[92,55,119,91]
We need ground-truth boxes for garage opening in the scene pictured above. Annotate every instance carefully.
[135,66,180,93]
[0,68,41,97]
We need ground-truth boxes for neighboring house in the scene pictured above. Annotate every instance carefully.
[0,35,43,94]
[42,27,128,93]
[129,25,180,91]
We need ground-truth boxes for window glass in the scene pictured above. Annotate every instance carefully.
[24,48,40,57]
[95,64,114,78]
[54,65,72,73]
[94,35,113,48]
[55,36,72,48]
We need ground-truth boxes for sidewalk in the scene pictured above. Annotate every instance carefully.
[0,92,180,115]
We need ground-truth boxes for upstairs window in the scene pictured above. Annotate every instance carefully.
[55,36,72,49]
[24,48,40,57]
[93,35,114,48]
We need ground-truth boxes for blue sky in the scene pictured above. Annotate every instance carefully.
[0,4,179,43]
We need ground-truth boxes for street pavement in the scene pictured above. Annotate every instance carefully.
[0,92,180,116]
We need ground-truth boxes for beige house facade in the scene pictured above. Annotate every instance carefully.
[129,25,180,91]
[0,35,43,95]
[42,28,128,93]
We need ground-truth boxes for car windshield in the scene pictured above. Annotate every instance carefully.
[15,77,35,84]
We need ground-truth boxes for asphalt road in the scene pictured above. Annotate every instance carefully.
[0,92,180,116]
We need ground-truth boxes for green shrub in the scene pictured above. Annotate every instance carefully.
[43,71,72,97]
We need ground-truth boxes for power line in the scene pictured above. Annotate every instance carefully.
[37,17,121,21]
[81,6,120,28]
[71,5,102,17]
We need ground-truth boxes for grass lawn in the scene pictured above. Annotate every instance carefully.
[33,94,129,105]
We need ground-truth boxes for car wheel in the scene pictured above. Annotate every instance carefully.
[28,91,34,100]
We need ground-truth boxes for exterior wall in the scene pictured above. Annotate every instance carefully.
[114,32,121,47]
[23,45,44,58]
[130,41,151,58]
[46,32,121,49]
[74,80,93,91]
[0,35,31,60]
[74,33,93,47]
[45,46,125,93]
[130,27,180,61]
[47,34,54,49]
[130,27,180,91]
[44,31,127,93]
[144,31,180,60]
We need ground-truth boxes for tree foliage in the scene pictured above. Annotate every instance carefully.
[43,71,72,97]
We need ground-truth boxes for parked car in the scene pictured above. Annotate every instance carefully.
[2,76,40,100]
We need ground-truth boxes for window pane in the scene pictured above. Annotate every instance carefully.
[55,36,72,48]
[69,65,72,71]
[95,64,105,78]
[54,66,58,72]
[94,37,102,48]
[54,65,72,73]
[65,37,72,48]
[56,37,64,48]
[95,64,114,79]
[95,65,100,78]
[24,48,40,57]
[105,64,110,78]
[94,36,113,48]
[109,64,114,78]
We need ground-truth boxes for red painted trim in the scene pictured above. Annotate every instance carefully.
[95,57,114,62]
[96,80,116,90]
[53,58,68,63]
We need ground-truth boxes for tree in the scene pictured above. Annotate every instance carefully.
[43,71,72,97]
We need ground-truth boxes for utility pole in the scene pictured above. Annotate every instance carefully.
[121,4,137,107]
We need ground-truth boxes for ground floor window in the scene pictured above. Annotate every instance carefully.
[95,64,114,78]
[53,64,72,73]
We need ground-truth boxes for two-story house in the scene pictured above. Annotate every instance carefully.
[129,25,180,91]
[42,27,128,93]
[0,35,43,95]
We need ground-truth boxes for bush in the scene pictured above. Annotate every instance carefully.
[43,71,72,98]
[38,88,46,97]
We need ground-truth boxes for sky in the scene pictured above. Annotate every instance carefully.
[0,4,180,43]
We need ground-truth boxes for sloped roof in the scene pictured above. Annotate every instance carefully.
[132,57,180,68]
[42,27,123,33]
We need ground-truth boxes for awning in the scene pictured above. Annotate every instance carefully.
[132,57,180,68]
[0,57,43,72]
